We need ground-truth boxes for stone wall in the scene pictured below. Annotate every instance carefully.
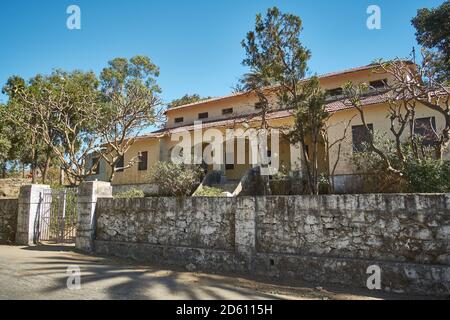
[0,199,18,244]
[0,179,30,198]
[255,195,450,264]
[93,194,450,296]
[96,197,235,251]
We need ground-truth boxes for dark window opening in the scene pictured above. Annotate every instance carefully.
[174,117,184,124]
[369,79,388,89]
[222,108,233,115]
[255,102,264,110]
[352,124,374,153]
[414,117,437,147]
[115,155,124,172]
[326,87,343,97]
[225,164,235,170]
[138,151,148,171]
[198,112,209,119]
[92,157,100,175]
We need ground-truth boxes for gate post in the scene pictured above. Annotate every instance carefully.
[16,185,51,246]
[75,181,112,253]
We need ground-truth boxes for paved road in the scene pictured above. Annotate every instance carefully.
[0,245,433,300]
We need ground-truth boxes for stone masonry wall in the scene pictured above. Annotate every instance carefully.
[255,195,450,265]
[0,199,19,244]
[96,197,235,251]
[93,194,450,295]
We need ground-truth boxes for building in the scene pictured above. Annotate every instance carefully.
[88,62,449,194]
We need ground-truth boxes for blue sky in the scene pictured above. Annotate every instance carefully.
[0,0,445,105]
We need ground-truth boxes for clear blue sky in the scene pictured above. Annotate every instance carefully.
[0,0,445,105]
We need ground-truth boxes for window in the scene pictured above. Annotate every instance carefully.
[222,108,233,115]
[226,164,235,170]
[198,112,209,119]
[352,124,374,152]
[174,117,184,124]
[138,151,148,171]
[115,155,124,173]
[414,117,437,146]
[326,88,343,97]
[255,102,264,110]
[369,79,387,89]
[92,157,100,175]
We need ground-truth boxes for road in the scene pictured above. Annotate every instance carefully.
[0,245,433,300]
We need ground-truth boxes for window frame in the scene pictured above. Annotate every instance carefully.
[174,117,184,124]
[414,117,437,147]
[352,124,374,153]
[115,155,125,173]
[138,151,148,171]
[222,108,233,115]
[198,112,209,120]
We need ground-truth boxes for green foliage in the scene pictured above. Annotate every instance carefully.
[114,188,145,199]
[100,55,160,94]
[192,186,225,197]
[352,132,450,193]
[168,94,211,109]
[404,159,450,193]
[99,56,162,182]
[242,7,311,86]
[148,162,204,197]
[412,1,450,82]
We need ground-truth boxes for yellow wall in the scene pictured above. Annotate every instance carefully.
[105,66,448,185]
[326,102,450,176]
[110,138,161,185]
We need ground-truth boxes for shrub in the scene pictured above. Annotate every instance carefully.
[193,186,225,197]
[404,159,450,193]
[148,162,204,196]
[352,133,449,193]
[115,188,145,199]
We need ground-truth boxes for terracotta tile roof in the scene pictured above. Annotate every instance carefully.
[165,62,413,113]
[139,91,392,140]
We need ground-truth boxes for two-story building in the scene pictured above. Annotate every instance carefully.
[88,62,449,194]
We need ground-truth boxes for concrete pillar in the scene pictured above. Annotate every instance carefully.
[290,142,303,172]
[16,185,51,246]
[235,197,256,269]
[75,181,112,253]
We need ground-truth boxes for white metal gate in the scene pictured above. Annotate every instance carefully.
[36,189,78,243]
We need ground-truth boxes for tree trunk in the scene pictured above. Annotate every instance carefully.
[59,167,65,186]
[41,148,53,184]
[1,163,6,179]
[30,134,37,184]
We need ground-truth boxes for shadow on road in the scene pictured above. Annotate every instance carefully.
[22,244,75,252]
[14,245,442,300]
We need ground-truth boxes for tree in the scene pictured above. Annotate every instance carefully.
[3,70,103,186]
[99,56,163,182]
[168,94,211,109]
[241,7,329,195]
[288,77,329,194]
[412,0,450,83]
[343,58,450,185]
